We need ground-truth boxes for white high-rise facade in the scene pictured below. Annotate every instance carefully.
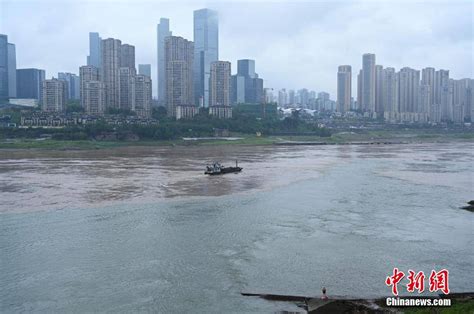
[361,53,376,113]
[375,64,384,115]
[337,65,351,113]
[42,78,67,112]
[165,36,194,117]
[209,61,231,107]
[398,67,420,113]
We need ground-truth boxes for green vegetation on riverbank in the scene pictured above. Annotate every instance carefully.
[0,128,472,150]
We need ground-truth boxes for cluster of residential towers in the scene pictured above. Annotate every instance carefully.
[336,54,474,123]
[1,11,473,123]
[0,8,266,120]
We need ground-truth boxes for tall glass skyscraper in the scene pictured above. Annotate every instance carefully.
[87,32,102,69]
[157,18,172,105]
[16,68,46,101]
[193,8,218,107]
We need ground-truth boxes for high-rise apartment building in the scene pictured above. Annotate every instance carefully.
[87,32,102,68]
[288,89,295,105]
[133,74,152,117]
[101,38,121,109]
[419,84,431,116]
[16,68,45,101]
[165,36,194,117]
[421,68,435,103]
[435,70,450,121]
[7,43,16,98]
[357,70,362,110]
[83,81,105,115]
[278,89,288,106]
[0,34,8,101]
[209,61,231,107]
[193,8,218,107]
[375,64,384,115]
[157,18,172,105]
[42,78,67,112]
[80,65,105,114]
[299,88,309,107]
[120,44,135,69]
[361,53,376,112]
[398,67,420,113]
[119,67,135,111]
[382,67,398,114]
[337,65,351,112]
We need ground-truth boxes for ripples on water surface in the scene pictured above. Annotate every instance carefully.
[0,143,473,312]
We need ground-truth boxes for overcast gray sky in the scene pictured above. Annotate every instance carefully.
[1,0,473,98]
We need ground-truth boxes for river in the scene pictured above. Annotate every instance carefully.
[0,142,473,312]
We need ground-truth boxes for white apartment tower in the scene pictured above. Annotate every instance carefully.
[209,61,231,107]
[42,78,67,112]
[337,65,351,113]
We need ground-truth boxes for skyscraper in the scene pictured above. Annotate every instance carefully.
[120,44,135,70]
[421,67,435,120]
[382,67,398,114]
[157,18,172,105]
[16,68,45,101]
[398,67,420,113]
[193,8,218,107]
[119,67,135,110]
[42,78,67,112]
[7,43,16,98]
[83,80,105,115]
[357,70,362,110]
[419,84,431,115]
[209,61,231,107]
[435,70,450,121]
[231,59,263,105]
[165,36,194,117]
[80,65,105,115]
[361,53,376,113]
[231,75,245,104]
[298,88,309,107]
[337,65,351,112]
[0,34,8,101]
[87,32,102,68]
[101,38,121,109]
[375,64,384,115]
[58,72,80,100]
[288,89,295,105]
[421,67,435,103]
[134,74,152,117]
[278,89,288,107]
[237,59,255,78]
[450,78,470,123]
[138,64,151,78]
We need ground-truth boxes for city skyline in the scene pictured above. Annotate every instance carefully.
[2,0,472,97]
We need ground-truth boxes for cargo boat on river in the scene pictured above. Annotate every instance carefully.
[205,161,242,175]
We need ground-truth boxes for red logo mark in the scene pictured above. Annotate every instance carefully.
[385,268,405,296]
[429,269,450,295]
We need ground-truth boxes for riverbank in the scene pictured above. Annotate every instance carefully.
[0,129,473,150]
[242,292,474,313]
